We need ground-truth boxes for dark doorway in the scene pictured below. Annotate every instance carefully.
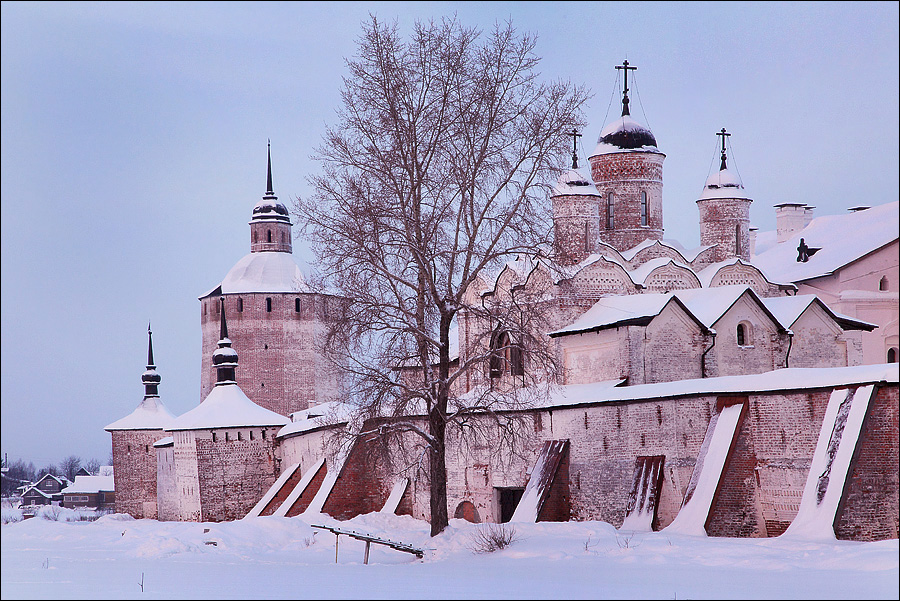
[498,488,524,523]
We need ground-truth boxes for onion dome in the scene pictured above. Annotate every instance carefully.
[552,168,599,197]
[212,298,238,385]
[592,114,659,155]
[699,129,750,201]
[251,140,290,223]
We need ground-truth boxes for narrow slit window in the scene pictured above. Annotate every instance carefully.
[267,230,272,243]
[879,276,889,291]
[640,191,648,226]
[607,192,614,229]
[238,297,243,312]
[266,297,272,312]
[295,298,301,312]
[737,323,746,346]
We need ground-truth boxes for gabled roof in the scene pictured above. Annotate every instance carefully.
[549,293,706,337]
[695,256,795,291]
[752,201,899,283]
[763,294,877,332]
[673,285,786,332]
[22,486,52,498]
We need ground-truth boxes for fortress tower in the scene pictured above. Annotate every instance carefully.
[588,60,665,252]
[696,128,753,263]
[105,325,175,519]
[198,142,342,417]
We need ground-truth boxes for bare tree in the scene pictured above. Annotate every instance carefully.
[84,458,101,475]
[296,15,587,536]
[60,455,81,482]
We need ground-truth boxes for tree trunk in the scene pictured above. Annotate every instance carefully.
[428,407,449,536]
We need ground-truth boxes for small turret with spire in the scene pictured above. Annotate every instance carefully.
[697,128,752,262]
[250,140,293,253]
[142,323,162,398]
[212,298,239,385]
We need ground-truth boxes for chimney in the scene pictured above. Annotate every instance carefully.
[749,227,758,256]
[803,205,815,227]
[774,203,808,243]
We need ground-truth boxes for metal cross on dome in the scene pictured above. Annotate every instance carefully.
[717,128,731,170]
[569,128,582,169]
[615,59,637,116]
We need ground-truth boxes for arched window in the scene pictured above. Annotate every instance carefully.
[735,223,742,256]
[640,191,648,226]
[879,276,889,291]
[736,322,752,346]
[295,298,301,312]
[266,297,272,312]
[888,347,898,363]
[490,330,524,378]
[607,192,614,229]
[237,297,243,313]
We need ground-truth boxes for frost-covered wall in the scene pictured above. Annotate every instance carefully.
[590,152,665,251]
[155,443,177,521]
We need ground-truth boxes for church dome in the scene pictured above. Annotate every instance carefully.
[251,196,291,222]
[219,251,310,294]
[592,115,660,156]
[699,167,751,201]
[551,168,599,197]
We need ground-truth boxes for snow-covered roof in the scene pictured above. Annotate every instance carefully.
[695,256,792,290]
[673,285,770,330]
[752,201,899,283]
[105,396,176,431]
[590,114,663,156]
[698,167,751,201]
[153,436,174,448]
[628,257,696,286]
[541,363,898,409]
[279,401,350,438]
[549,293,679,336]
[22,486,52,498]
[61,475,114,494]
[166,384,289,431]
[551,168,599,197]
[763,294,877,331]
[201,251,311,298]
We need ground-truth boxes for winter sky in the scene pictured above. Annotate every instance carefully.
[1,1,898,468]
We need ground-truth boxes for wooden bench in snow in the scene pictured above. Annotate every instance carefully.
[311,524,424,564]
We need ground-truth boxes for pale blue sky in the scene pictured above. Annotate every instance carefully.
[2,1,898,467]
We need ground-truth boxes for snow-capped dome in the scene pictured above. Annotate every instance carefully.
[166,383,289,431]
[591,115,661,156]
[105,396,176,431]
[212,342,238,366]
[551,168,599,197]
[219,251,310,294]
[699,167,751,201]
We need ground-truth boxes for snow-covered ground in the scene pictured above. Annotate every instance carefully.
[2,508,897,600]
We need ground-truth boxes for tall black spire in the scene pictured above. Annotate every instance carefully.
[266,139,274,197]
[141,323,161,398]
[717,128,731,171]
[212,298,238,385]
[615,59,637,117]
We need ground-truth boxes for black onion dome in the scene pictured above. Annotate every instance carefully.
[212,343,238,366]
[598,115,658,150]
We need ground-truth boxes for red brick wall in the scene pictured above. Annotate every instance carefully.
[259,463,304,516]
[285,460,328,517]
[835,385,900,541]
[322,437,393,520]
[200,293,344,416]
[195,427,281,522]
[696,197,752,263]
[537,443,571,522]
[110,429,165,519]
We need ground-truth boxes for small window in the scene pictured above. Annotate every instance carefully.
[249,430,254,441]
[295,298,301,312]
[238,297,243,312]
[281,232,286,244]
[225,432,230,442]
[640,191,648,226]
[735,223,742,256]
[266,298,272,312]
[267,230,272,243]
[203,303,207,316]
[888,348,898,363]
[879,276,889,291]
[584,221,591,251]
[237,431,242,441]
[736,322,752,346]
[253,230,258,243]
[262,430,267,440]
[212,432,217,442]
[607,192,614,229]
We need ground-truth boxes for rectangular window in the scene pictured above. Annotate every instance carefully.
[266,298,272,312]
[640,191,648,226]
[607,193,614,229]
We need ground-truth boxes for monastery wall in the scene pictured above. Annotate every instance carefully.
[110,429,164,519]
[192,426,281,522]
[155,443,177,521]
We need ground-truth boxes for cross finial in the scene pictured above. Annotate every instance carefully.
[716,128,731,171]
[219,297,228,340]
[569,128,582,169]
[615,59,637,116]
[147,322,154,367]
